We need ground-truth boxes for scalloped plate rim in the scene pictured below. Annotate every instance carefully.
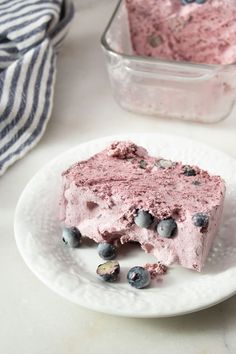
[14,133,236,317]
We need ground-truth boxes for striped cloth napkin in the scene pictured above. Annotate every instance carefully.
[0,0,74,176]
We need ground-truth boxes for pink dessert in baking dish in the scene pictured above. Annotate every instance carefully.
[59,141,225,272]
[125,0,236,65]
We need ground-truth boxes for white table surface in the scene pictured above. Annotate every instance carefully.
[1,1,236,353]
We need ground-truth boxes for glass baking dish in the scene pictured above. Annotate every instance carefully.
[101,0,236,123]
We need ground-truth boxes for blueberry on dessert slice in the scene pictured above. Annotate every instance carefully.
[157,218,177,238]
[183,165,197,176]
[181,0,195,4]
[192,213,209,228]
[134,210,154,228]
[181,0,207,4]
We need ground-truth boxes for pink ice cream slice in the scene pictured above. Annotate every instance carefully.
[59,141,225,272]
[125,0,236,65]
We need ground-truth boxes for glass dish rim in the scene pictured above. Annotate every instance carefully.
[100,0,235,71]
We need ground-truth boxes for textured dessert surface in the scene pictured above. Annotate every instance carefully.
[60,141,225,271]
[125,0,236,65]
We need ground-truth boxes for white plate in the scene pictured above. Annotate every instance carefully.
[14,134,236,318]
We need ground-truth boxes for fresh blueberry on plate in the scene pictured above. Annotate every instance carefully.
[96,261,120,282]
[127,266,151,289]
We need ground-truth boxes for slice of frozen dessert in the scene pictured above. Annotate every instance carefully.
[59,141,225,271]
[125,0,236,65]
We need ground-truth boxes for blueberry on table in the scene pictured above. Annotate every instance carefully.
[97,242,117,260]
[134,210,154,228]
[62,227,81,247]
[157,218,177,238]
[96,261,120,282]
[192,213,209,227]
[127,266,151,289]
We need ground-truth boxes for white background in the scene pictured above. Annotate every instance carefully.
[1,1,236,353]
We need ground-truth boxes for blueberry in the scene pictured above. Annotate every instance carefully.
[195,0,207,4]
[183,165,196,176]
[97,242,117,260]
[192,180,201,186]
[127,266,151,289]
[62,227,81,247]
[134,210,154,228]
[181,0,195,4]
[147,35,163,48]
[96,261,120,282]
[192,213,209,227]
[139,160,147,169]
[157,218,177,238]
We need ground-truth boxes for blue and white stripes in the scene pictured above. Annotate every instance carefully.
[0,0,74,175]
